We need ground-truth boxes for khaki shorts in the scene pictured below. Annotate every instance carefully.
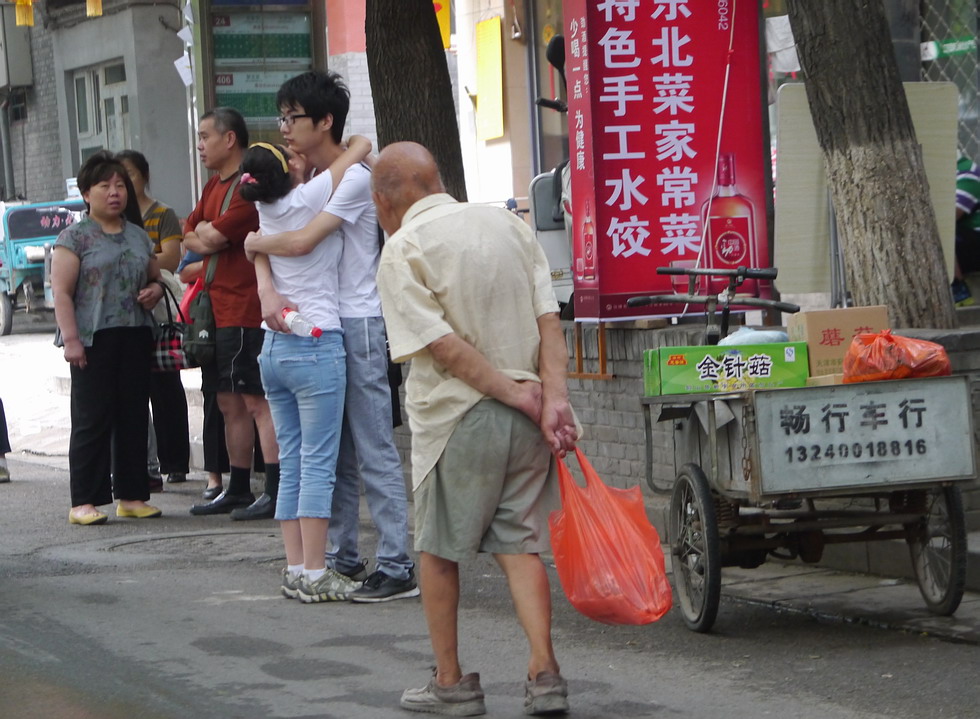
[414,399,558,563]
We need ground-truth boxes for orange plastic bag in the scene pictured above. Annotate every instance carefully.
[842,329,951,383]
[549,448,672,625]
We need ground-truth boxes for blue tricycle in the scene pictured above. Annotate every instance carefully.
[0,199,85,335]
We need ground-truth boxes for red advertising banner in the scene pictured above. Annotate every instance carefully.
[565,0,771,321]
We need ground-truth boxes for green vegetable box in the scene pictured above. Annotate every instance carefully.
[644,343,810,396]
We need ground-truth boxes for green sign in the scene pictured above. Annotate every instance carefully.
[213,12,311,67]
[214,70,299,120]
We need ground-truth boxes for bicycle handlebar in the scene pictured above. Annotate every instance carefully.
[535,98,568,113]
[657,265,778,280]
[626,293,800,314]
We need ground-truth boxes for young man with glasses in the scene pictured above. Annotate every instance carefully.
[245,71,418,603]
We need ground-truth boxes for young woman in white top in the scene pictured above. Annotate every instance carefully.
[238,138,371,602]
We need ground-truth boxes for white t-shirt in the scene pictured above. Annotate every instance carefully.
[324,163,382,318]
[258,170,343,332]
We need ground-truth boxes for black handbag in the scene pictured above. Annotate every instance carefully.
[153,283,196,372]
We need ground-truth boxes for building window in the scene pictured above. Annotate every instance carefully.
[104,63,126,85]
[71,60,131,167]
[75,75,90,135]
[9,89,27,122]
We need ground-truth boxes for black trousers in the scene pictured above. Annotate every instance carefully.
[69,327,152,506]
[149,371,190,474]
[956,223,980,274]
[0,396,10,455]
[202,390,229,474]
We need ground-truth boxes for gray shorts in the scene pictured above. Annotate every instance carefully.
[414,399,558,563]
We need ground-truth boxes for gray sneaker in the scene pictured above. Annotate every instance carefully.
[400,672,485,716]
[523,671,568,715]
[281,569,302,599]
[297,568,362,603]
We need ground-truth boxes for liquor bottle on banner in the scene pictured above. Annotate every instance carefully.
[700,153,758,295]
[576,199,597,283]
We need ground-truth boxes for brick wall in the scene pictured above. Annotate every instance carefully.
[11,27,65,202]
[328,49,460,154]
[328,52,378,150]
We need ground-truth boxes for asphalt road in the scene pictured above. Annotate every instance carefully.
[2,311,980,719]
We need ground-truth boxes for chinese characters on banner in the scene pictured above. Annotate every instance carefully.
[564,0,771,321]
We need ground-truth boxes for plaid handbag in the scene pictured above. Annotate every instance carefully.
[152,283,197,372]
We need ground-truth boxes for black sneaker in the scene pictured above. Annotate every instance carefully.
[350,568,420,603]
[335,559,369,583]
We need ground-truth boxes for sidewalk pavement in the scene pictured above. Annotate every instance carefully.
[2,327,980,646]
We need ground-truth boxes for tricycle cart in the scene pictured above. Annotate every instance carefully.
[630,267,975,633]
[0,199,85,335]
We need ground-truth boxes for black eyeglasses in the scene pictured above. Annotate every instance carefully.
[277,113,312,127]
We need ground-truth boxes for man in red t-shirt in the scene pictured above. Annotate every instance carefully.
[183,107,280,520]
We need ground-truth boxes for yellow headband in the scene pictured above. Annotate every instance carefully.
[249,142,289,173]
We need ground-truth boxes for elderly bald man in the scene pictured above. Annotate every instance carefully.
[373,141,577,716]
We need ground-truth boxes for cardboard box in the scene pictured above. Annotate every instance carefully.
[787,306,889,376]
[659,343,809,395]
[643,349,661,396]
[805,373,844,387]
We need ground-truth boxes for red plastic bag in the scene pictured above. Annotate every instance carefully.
[549,448,672,625]
[178,277,203,325]
[842,329,951,383]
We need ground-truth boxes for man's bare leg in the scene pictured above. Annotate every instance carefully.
[217,392,254,468]
[420,551,463,686]
[243,394,280,463]
[494,553,560,679]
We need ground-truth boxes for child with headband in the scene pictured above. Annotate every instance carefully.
[239,136,372,602]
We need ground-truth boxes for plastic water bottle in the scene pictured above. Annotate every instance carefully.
[281,308,323,337]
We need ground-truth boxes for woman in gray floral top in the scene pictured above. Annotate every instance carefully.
[51,151,166,526]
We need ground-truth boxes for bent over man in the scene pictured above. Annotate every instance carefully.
[373,142,577,717]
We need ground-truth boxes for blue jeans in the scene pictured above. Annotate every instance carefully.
[259,331,346,520]
[328,316,414,579]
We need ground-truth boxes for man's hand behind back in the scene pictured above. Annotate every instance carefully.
[540,395,577,458]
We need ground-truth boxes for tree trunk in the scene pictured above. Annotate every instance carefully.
[365,0,467,201]
[785,0,956,329]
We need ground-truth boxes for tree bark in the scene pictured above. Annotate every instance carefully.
[365,0,467,201]
[786,0,956,329]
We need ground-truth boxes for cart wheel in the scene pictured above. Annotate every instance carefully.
[0,292,12,336]
[906,485,967,616]
[669,463,721,633]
